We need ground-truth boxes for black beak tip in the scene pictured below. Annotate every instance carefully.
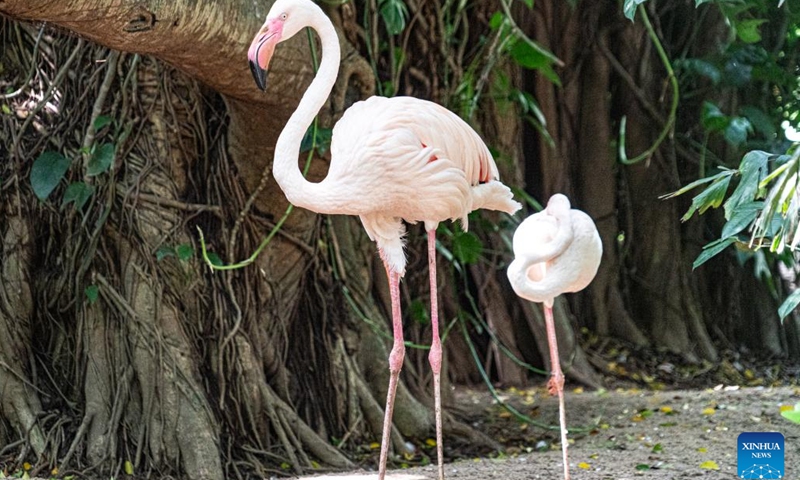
[249,60,268,91]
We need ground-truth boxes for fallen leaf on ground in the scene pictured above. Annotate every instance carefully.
[577,462,590,470]
[652,443,663,453]
[699,460,720,470]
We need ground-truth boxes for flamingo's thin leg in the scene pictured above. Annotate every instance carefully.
[427,229,444,480]
[378,258,404,480]
[544,304,570,480]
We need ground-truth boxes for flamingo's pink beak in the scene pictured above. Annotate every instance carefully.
[248,19,283,91]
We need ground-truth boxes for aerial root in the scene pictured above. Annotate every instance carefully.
[60,411,93,470]
[348,355,408,456]
[0,364,47,459]
[262,390,303,475]
[254,368,355,473]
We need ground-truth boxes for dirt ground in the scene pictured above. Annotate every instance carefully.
[18,383,799,479]
[296,384,799,480]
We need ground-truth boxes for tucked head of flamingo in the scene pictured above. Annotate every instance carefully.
[248,0,319,90]
[507,193,602,308]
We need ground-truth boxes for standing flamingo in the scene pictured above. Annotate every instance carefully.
[506,194,601,480]
[247,1,521,478]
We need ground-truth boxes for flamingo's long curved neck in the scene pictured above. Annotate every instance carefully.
[272,5,340,210]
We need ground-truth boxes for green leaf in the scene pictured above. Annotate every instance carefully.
[677,58,720,84]
[513,90,546,125]
[721,201,763,238]
[507,40,561,85]
[661,169,730,200]
[723,117,752,146]
[723,151,769,218]
[693,237,737,269]
[736,18,767,44]
[452,230,483,265]
[519,0,533,7]
[635,464,651,471]
[85,285,99,304]
[509,32,561,65]
[508,40,547,69]
[93,115,112,131]
[87,143,115,176]
[623,0,648,21]
[489,11,505,30]
[681,174,732,221]
[61,182,95,211]
[155,246,175,261]
[379,0,408,36]
[778,289,800,320]
[205,252,223,267]
[759,156,792,188]
[315,128,333,155]
[699,460,720,470]
[739,105,776,138]
[651,443,663,453]
[176,244,194,262]
[723,57,752,87]
[513,89,555,147]
[30,151,71,200]
[781,404,800,423]
[701,102,729,132]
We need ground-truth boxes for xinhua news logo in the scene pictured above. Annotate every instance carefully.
[737,432,784,479]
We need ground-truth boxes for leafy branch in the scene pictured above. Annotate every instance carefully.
[664,145,800,318]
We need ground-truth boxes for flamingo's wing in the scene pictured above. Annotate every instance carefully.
[331,96,499,186]
[325,96,517,231]
[326,114,471,222]
[326,96,517,273]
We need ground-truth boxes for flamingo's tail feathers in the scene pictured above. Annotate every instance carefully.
[379,237,407,276]
[360,214,408,276]
[472,181,522,216]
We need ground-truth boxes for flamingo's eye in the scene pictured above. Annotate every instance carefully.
[280,13,287,20]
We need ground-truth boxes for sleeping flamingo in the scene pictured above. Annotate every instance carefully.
[506,194,601,480]
[247,0,521,478]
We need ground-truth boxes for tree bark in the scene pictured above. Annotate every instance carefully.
[614,14,717,362]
